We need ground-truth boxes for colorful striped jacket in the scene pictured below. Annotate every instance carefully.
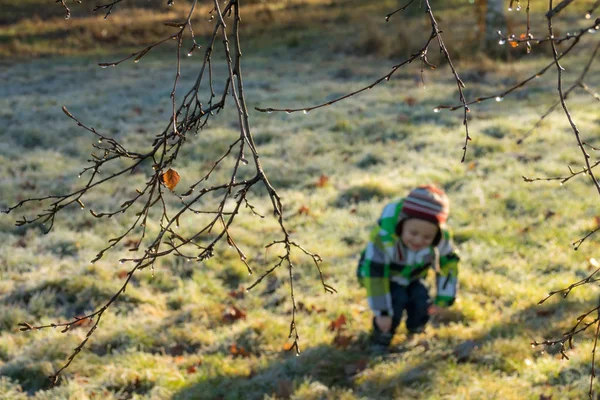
[357,199,460,317]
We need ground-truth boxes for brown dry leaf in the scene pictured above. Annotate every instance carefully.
[230,343,249,358]
[117,270,129,279]
[222,305,247,323]
[535,308,555,317]
[228,287,246,299]
[344,358,368,376]
[161,168,181,191]
[298,205,310,215]
[595,216,600,228]
[316,174,329,188]
[328,314,347,332]
[404,96,417,106]
[186,365,197,374]
[333,333,353,348]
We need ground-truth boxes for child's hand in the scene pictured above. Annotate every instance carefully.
[428,305,442,315]
[375,316,392,333]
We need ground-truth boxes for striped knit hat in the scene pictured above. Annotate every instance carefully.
[401,185,449,226]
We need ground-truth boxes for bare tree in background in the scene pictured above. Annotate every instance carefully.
[4,0,600,396]
[485,0,509,57]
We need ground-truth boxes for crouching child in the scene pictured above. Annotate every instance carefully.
[357,185,460,353]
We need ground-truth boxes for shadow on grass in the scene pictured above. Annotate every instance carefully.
[174,340,373,400]
[174,295,596,400]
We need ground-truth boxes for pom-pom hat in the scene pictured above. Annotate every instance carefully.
[401,185,449,226]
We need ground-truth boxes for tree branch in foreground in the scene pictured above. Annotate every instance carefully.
[6,0,334,385]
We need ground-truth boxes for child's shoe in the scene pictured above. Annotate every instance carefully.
[368,342,390,357]
[369,330,392,356]
[407,325,425,335]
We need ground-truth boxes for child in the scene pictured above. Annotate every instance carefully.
[357,185,460,352]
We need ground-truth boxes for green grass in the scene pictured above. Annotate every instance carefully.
[2,1,600,399]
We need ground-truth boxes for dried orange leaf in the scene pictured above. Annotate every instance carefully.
[333,333,353,348]
[316,174,329,188]
[186,365,197,374]
[520,33,527,40]
[404,96,417,106]
[298,205,310,215]
[222,305,247,323]
[230,343,249,357]
[283,342,294,351]
[510,41,519,48]
[328,314,347,332]
[161,168,181,191]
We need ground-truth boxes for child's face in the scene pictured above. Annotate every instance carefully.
[400,218,439,251]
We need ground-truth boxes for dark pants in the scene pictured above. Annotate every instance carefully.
[372,280,431,347]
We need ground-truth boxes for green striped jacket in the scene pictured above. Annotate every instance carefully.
[357,199,460,317]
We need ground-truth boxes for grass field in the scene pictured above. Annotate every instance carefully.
[2,1,600,399]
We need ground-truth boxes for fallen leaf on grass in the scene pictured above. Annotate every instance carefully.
[186,365,198,374]
[227,287,245,299]
[404,96,417,106]
[344,359,368,376]
[297,205,310,215]
[535,308,556,317]
[333,333,353,348]
[222,305,247,323]
[160,168,181,191]
[297,301,326,314]
[328,314,346,332]
[168,344,185,356]
[316,174,329,188]
[230,343,249,358]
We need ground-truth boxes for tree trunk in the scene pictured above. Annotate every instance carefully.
[483,0,508,59]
